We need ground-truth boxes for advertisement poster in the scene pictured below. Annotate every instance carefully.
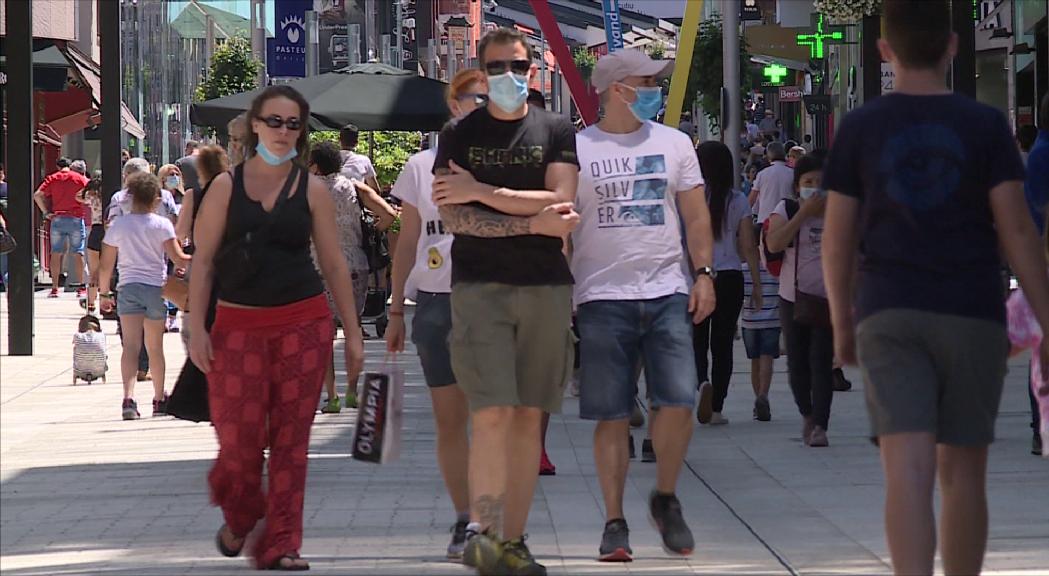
[269,0,310,77]
[315,0,349,73]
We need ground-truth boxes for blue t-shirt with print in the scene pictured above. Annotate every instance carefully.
[823,93,1025,324]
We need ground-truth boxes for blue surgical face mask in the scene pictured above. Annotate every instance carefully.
[620,84,663,121]
[165,175,180,189]
[486,72,529,114]
[255,141,298,166]
[799,186,824,200]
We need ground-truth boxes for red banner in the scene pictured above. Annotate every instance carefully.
[529,0,598,125]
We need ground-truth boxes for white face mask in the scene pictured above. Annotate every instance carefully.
[799,186,824,200]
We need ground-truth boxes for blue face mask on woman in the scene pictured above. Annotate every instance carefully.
[487,73,529,113]
[255,142,298,166]
[619,83,663,122]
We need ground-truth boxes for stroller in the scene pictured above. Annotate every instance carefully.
[72,315,108,385]
[360,269,389,338]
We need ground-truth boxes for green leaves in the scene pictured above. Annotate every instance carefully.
[309,130,422,189]
[195,36,261,103]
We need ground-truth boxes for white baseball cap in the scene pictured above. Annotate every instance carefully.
[590,49,673,93]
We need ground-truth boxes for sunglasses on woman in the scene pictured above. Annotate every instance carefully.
[256,115,303,131]
[457,93,489,106]
[484,59,531,76]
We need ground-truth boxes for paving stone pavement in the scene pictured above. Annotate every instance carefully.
[2,294,1047,575]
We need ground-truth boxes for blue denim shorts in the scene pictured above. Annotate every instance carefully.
[577,293,698,420]
[50,216,85,255]
[411,291,457,388]
[742,327,781,359]
[117,283,166,320]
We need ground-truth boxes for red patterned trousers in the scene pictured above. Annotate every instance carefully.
[206,294,332,569]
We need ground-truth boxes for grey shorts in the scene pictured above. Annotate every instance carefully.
[450,282,574,413]
[856,308,1010,446]
[411,291,456,388]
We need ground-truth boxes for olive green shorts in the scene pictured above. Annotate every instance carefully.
[856,308,1009,446]
[450,282,575,413]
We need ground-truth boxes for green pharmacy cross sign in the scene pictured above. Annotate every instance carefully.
[796,13,846,60]
[763,64,789,85]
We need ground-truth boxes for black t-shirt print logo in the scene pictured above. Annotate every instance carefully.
[880,124,963,212]
[467,145,544,169]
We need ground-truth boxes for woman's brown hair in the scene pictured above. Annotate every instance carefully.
[196,145,230,185]
[447,69,486,103]
[246,85,311,165]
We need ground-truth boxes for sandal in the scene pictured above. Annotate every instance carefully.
[267,553,309,571]
[215,525,245,558]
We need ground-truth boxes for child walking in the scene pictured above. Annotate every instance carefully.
[99,172,190,420]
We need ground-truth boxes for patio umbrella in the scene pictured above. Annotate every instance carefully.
[190,63,451,132]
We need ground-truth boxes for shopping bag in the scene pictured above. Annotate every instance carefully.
[351,364,404,464]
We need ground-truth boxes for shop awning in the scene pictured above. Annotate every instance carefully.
[52,42,146,139]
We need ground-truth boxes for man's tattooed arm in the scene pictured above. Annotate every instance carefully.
[475,493,505,536]
[439,203,532,238]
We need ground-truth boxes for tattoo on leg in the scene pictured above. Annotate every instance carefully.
[475,494,505,536]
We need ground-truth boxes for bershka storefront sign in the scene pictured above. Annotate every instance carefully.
[779,86,803,102]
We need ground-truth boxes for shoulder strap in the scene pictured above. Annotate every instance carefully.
[268,164,301,219]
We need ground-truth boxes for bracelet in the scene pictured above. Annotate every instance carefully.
[100,292,114,298]
[389,310,405,317]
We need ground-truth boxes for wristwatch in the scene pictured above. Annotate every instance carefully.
[694,266,715,280]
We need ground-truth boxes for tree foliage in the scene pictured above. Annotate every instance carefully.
[573,47,597,82]
[686,14,752,133]
[308,130,422,189]
[195,36,261,102]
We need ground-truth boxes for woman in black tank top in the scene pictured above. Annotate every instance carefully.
[186,86,365,571]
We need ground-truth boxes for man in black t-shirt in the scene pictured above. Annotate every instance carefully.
[822,2,1049,574]
[432,27,580,576]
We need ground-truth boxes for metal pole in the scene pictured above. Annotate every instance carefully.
[381,33,392,64]
[365,0,378,62]
[6,0,34,355]
[722,0,741,186]
[395,0,404,68]
[540,29,547,95]
[950,0,976,97]
[306,11,319,76]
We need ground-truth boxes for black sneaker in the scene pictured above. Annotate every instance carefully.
[598,518,633,562]
[122,398,140,420]
[832,368,853,391]
[447,520,468,559]
[754,396,771,421]
[152,395,168,417]
[641,439,656,463]
[462,528,500,572]
[649,491,694,555]
[497,536,546,576]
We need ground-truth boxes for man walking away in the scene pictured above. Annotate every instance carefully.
[432,27,581,576]
[175,140,201,194]
[749,141,793,225]
[34,157,90,298]
[822,2,1049,574]
[572,49,716,562]
[339,124,383,195]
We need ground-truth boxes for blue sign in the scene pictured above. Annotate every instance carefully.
[601,0,624,52]
[269,0,309,77]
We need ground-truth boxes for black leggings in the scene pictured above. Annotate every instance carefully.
[693,270,744,413]
[780,299,834,429]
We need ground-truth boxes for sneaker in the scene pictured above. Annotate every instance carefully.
[48,288,59,298]
[165,316,180,333]
[801,416,815,445]
[76,287,87,299]
[136,370,151,382]
[753,396,771,422]
[345,392,358,409]
[808,426,829,447]
[629,400,645,428]
[539,449,556,476]
[598,518,633,562]
[152,395,168,417]
[648,491,694,556]
[628,433,636,460]
[122,398,140,420]
[832,368,853,391]
[696,381,713,424]
[497,536,546,576]
[321,396,342,414]
[641,439,656,463]
[462,529,501,572]
[709,412,729,426]
[447,520,469,560]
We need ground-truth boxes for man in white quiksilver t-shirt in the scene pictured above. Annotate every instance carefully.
[570,49,716,562]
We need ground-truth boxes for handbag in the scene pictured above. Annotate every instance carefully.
[162,270,189,310]
[0,224,16,255]
[792,226,831,327]
[352,361,405,464]
[214,165,300,291]
[355,186,390,273]
[166,358,211,422]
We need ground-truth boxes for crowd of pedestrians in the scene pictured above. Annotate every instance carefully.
[4,1,1046,574]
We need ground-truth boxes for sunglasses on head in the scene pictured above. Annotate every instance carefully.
[484,59,531,76]
[457,93,489,106]
[256,115,303,131]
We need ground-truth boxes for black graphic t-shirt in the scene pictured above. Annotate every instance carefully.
[823,93,1025,324]
[434,106,579,286]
